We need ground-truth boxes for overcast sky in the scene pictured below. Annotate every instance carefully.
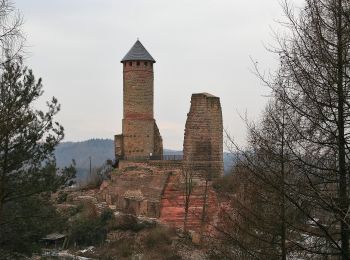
[15,0,304,150]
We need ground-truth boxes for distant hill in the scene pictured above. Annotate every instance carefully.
[54,139,114,180]
[55,139,114,169]
[55,139,236,178]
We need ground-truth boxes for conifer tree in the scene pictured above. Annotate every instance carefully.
[0,58,75,258]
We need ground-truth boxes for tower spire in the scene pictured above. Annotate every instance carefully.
[121,40,155,63]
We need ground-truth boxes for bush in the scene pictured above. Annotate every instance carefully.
[99,239,134,259]
[69,217,106,247]
[212,173,235,194]
[1,196,67,257]
[100,208,114,224]
[68,206,113,247]
[118,239,134,258]
[56,191,68,204]
[143,226,180,260]
[144,227,172,249]
[110,214,146,232]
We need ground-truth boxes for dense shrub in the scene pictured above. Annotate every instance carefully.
[144,227,172,249]
[110,214,146,232]
[68,208,114,247]
[118,239,134,258]
[212,173,235,194]
[56,191,68,204]
[99,239,134,259]
[69,217,106,247]
[142,226,180,259]
[1,196,67,257]
[100,208,114,224]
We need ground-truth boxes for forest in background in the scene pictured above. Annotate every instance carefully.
[54,139,236,180]
[3,0,350,258]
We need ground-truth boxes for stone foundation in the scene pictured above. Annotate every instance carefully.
[99,162,177,218]
[99,160,219,232]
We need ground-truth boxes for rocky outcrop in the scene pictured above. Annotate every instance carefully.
[99,162,173,218]
[160,174,219,232]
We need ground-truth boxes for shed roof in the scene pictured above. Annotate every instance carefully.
[121,40,156,63]
[42,233,66,240]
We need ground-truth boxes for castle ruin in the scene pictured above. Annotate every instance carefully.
[183,93,223,179]
[100,40,223,231]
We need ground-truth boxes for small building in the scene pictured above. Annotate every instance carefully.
[41,233,67,249]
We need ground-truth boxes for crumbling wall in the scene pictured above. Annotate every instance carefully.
[183,93,223,178]
[115,134,124,158]
[99,162,170,218]
[153,122,163,158]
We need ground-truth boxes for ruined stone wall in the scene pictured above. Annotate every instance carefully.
[99,162,171,218]
[183,93,223,177]
[153,122,163,157]
[148,160,183,169]
[115,134,123,158]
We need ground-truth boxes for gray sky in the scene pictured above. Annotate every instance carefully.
[16,0,303,150]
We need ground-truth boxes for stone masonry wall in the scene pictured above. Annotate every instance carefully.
[115,60,163,158]
[123,61,153,120]
[153,121,163,157]
[183,93,223,177]
[115,134,123,158]
[122,119,155,158]
[99,162,173,218]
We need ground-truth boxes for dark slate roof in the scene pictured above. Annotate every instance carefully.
[42,233,66,240]
[121,40,156,63]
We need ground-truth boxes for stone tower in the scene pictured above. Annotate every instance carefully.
[115,40,163,159]
[183,93,223,177]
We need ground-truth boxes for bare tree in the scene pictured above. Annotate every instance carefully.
[214,91,299,259]
[0,0,24,62]
[234,0,350,258]
[272,0,350,258]
[182,162,194,232]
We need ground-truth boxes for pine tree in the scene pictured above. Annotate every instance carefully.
[0,58,75,258]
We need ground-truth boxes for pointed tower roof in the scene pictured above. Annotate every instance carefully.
[121,40,156,63]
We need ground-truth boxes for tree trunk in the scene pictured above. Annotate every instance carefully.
[280,106,287,260]
[336,1,349,258]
